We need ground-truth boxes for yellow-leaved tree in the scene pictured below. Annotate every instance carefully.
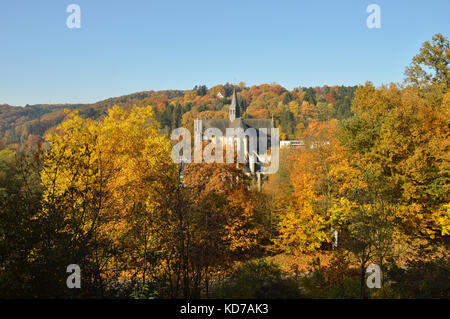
[273,120,345,253]
[40,105,175,294]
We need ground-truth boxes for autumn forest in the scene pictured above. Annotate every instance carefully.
[0,34,448,299]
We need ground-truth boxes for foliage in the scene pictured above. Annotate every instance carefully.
[216,260,302,299]
[404,33,449,92]
[300,251,360,299]
[386,247,449,298]
[0,34,448,299]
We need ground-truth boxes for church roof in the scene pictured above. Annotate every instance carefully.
[200,118,273,133]
[199,118,231,132]
[230,118,246,129]
[242,119,273,130]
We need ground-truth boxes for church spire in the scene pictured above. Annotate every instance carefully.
[229,88,240,121]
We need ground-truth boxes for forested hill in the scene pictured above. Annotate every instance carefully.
[0,84,356,149]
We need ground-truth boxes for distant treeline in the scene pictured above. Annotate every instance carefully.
[0,84,357,148]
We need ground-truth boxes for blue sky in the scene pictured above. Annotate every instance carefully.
[0,0,449,106]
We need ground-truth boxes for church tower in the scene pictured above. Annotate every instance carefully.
[229,88,240,121]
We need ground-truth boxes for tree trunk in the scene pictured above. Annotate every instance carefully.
[360,264,366,299]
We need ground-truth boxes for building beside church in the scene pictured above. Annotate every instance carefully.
[196,89,274,176]
[280,140,305,149]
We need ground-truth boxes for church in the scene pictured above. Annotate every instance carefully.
[196,89,275,176]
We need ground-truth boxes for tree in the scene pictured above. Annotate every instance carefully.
[39,105,174,296]
[273,120,343,253]
[0,147,44,297]
[340,83,449,239]
[280,109,296,139]
[330,181,398,299]
[404,33,449,92]
[147,158,261,298]
[302,88,317,105]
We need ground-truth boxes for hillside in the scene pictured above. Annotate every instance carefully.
[0,83,356,148]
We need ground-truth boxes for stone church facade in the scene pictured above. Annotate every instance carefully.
[196,89,275,176]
